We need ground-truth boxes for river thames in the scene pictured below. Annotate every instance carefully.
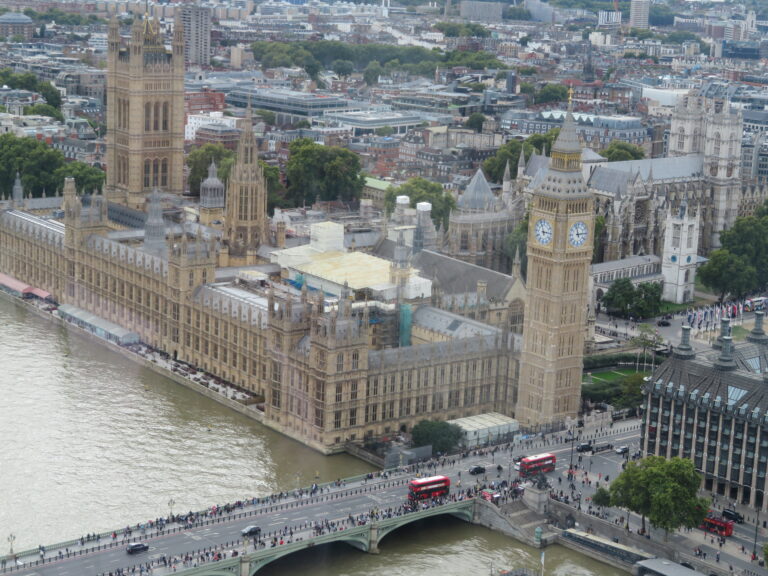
[0,296,623,575]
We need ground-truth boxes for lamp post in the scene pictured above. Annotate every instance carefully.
[753,489,764,561]
[168,498,175,520]
[7,533,15,556]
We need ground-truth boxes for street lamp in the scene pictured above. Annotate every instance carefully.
[753,489,764,562]
[7,533,15,556]
[168,498,175,520]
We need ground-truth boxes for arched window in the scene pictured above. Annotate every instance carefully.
[153,102,160,131]
[144,159,151,188]
[145,102,151,132]
[677,127,685,151]
[713,132,721,156]
[160,159,168,187]
[152,159,159,186]
[162,102,169,131]
[509,299,525,334]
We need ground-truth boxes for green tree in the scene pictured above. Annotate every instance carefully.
[592,487,611,508]
[504,6,532,19]
[483,139,535,184]
[698,249,757,302]
[526,129,559,155]
[465,112,486,133]
[631,323,663,372]
[0,133,65,197]
[719,215,768,290]
[633,281,662,319]
[53,161,104,193]
[375,126,394,137]
[256,109,276,126]
[186,143,236,196]
[601,278,636,319]
[331,59,354,78]
[600,141,645,162]
[384,177,456,231]
[23,103,63,122]
[285,138,365,205]
[363,61,384,85]
[261,161,291,215]
[534,84,568,105]
[411,419,463,455]
[37,82,61,109]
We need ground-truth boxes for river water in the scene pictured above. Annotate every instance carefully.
[0,296,622,575]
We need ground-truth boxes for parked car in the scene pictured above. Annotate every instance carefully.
[468,465,486,475]
[126,543,149,554]
[241,525,262,537]
[615,445,629,455]
[722,509,744,523]
[657,319,671,327]
[592,443,613,453]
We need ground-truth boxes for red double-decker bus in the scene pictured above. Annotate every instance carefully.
[700,515,734,537]
[408,475,451,501]
[519,453,557,477]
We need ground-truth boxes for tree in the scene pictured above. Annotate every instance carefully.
[600,141,645,162]
[375,126,394,137]
[697,249,757,302]
[256,109,275,126]
[186,143,235,196]
[363,61,384,86]
[23,103,64,122]
[483,139,536,184]
[719,215,768,290]
[331,59,354,78]
[610,456,708,537]
[37,82,61,109]
[411,419,463,455]
[294,119,311,129]
[592,487,611,508]
[631,324,663,372]
[526,129,559,155]
[54,161,104,193]
[601,278,636,318]
[465,112,486,133]
[0,133,66,197]
[534,84,568,105]
[285,138,365,205]
[384,177,456,231]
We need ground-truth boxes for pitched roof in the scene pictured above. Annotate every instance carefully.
[457,169,495,212]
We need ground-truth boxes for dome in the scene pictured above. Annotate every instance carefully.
[0,12,33,24]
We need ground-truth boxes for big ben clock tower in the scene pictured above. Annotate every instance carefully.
[517,90,594,430]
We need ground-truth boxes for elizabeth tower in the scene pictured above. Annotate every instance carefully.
[516,93,594,430]
[106,16,185,209]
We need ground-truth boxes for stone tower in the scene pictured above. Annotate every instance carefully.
[222,110,268,265]
[199,161,225,228]
[105,14,185,209]
[661,196,699,304]
[516,91,594,430]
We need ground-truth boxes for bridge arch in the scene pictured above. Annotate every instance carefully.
[375,501,475,545]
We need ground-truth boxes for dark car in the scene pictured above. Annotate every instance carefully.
[657,319,671,327]
[468,465,486,475]
[576,442,592,453]
[241,525,262,537]
[126,543,149,555]
[592,443,613,453]
[722,509,744,523]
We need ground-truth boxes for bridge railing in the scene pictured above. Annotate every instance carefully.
[0,467,422,572]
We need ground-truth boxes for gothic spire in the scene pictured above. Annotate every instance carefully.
[550,87,582,172]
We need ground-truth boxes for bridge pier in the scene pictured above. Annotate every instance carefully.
[368,523,380,554]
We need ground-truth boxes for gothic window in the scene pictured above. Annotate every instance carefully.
[336,353,343,372]
[509,299,524,333]
[145,102,151,131]
[460,231,469,251]
[153,159,159,186]
[684,270,690,282]
[352,351,359,370]
[693,128,700,151]
[144,160,151,188]
[677,128,685,151]
[672,224,681,248]
[153,102,160,131]
[161,159,168,187]
[713,133,721,156]
[162,102,169,131]
[687,225,694,248]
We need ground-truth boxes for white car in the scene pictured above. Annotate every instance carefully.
[615,446,629,455]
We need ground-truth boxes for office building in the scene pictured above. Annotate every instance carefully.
[179,4,211,66]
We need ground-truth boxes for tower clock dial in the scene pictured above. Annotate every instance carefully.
[534,219,553,245]
[568,221,588,247]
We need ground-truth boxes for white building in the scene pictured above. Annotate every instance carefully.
[661,198,699,304]
[185,111,239,141]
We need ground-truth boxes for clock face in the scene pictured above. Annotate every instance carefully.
[534,219,553,245]
[569,221,588,247]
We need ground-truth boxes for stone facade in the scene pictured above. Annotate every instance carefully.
[105,16,185,209]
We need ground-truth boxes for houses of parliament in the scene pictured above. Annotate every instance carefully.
[0,16,593,453]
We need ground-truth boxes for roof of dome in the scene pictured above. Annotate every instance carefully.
[0,12,33,23]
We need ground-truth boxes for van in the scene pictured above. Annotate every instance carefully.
[722,509,744,523]
[576,442,592,453]
[592,443,613,453]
